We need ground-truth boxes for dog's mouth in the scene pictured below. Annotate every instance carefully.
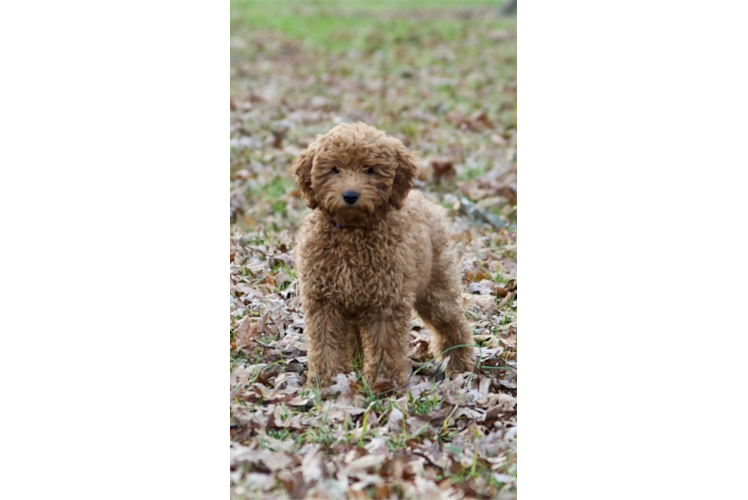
[322,191,381,224]
[325,203,371,228]
[335,200,367,214]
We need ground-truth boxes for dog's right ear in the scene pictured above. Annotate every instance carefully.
[388,144,420,210]
[290,143,318,209]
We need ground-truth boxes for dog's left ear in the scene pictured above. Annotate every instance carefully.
[291,142,318,209]
[389,144,420,210]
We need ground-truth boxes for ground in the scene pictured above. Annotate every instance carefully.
[230,2,517,498]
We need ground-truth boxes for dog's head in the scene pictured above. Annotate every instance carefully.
[291,123,420,224]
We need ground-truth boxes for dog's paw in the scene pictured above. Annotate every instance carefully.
[446,349,477,375]
[433,355,450,382]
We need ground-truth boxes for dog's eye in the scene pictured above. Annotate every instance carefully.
[332,166,340,174]
[364,166,374,175]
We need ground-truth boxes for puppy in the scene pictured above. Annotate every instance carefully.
[291,123,475,390]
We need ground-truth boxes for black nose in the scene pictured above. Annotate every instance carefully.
[343,190,359,205]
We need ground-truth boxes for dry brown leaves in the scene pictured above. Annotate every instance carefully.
[230,224,517,499]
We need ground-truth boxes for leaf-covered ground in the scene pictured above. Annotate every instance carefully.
[230,2,517,498]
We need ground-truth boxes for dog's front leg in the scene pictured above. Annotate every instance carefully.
[360,308,412,391]
[303,301,354,388]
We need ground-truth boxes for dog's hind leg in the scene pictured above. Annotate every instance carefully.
[415,285,476,375]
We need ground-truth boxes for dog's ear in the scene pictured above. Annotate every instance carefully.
[389,144,420,210]
[290,143,318,209]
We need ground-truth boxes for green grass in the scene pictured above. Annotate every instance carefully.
[231,0,514,53]
[409,390,440,415]
[447,454,503,488]
[458,161,493,181]
[249,175,295,201]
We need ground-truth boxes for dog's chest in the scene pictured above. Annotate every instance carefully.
[306,230,406,310]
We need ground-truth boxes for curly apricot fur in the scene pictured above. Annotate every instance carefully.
[292,123,476,389]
